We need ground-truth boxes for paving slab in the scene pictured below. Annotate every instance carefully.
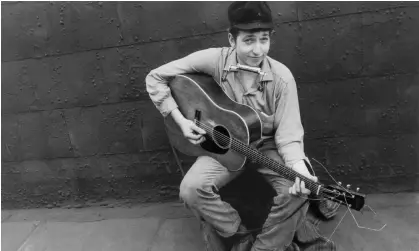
[365,192,419,208]
[150,217,204,251]
[16,218,162,251]
[1,221,41,251]
[2,193,418,251]
[5,202,192,223]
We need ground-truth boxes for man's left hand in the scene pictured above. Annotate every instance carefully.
[289,160,318,196]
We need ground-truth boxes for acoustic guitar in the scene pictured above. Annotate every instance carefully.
[164,73,365,211]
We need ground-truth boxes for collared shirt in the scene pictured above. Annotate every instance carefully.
[145,47,309,168]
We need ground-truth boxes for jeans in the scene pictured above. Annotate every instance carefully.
[179,147,310,251]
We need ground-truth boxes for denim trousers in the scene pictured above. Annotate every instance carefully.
[179,148,311,251]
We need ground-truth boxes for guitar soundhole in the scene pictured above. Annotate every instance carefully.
[213,125,231,149]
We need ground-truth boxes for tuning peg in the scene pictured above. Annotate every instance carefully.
[356,187,360,192]
[346,184,351,189]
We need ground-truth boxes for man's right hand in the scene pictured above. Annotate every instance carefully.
[170,108,206,145]
[179,119,206,145]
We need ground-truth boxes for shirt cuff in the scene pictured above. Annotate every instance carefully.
[279,143,310,169]
[291,158,316,178]
[160,96,179,117]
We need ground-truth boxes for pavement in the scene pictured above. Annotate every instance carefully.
[1,192,419,251]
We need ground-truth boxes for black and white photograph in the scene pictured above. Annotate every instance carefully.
[1,1,418,250]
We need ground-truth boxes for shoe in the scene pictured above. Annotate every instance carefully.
[200,220,229,251]
[228,224,255,251]
[230,232,254,251]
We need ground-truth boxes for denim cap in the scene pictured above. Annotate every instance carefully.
[228,1,274,30]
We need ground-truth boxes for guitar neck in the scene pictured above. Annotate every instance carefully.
[231,138,323,195]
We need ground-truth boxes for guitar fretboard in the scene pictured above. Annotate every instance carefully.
[215,131,324,195]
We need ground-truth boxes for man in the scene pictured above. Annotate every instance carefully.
[145,2,338,250]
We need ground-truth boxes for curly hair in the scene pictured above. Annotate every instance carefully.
[228,27,275,41]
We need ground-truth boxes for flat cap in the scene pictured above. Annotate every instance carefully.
[228,1,273,30]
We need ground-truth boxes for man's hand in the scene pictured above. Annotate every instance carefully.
[170,108,206,145]
[179,119,206,145]
[289,160,318,196]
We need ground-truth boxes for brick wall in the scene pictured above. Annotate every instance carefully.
[2,1,418,209]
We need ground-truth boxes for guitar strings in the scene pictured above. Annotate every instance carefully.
[192,120,346,237]
[195,121,358,211]
[194,120,322,193]
[311,158,387,230]
[325,207,348,243]
[260,162,387,242]
[344,196,387,232]
[323,196,387,243]
[312,158,357,195]
[192,120,387,241]
[233,197,387,245]
[310,159,387,243]
[298,157,349,242]
[194,120,363,207]
[195,120,358,203]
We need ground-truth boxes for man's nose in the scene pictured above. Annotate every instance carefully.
[252,42,263,56]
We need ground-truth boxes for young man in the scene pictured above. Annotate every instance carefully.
[146,2,338,250]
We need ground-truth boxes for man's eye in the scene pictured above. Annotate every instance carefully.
[259,38,268,44]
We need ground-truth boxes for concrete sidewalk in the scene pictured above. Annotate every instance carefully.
[2,192,419,251]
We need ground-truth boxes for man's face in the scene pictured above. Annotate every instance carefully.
[230,30,271,67]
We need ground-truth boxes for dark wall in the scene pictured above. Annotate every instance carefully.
[2,1,418,209]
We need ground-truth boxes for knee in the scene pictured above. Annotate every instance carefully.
[180,175,217,205]
[179,178,194,204]
[180,177,204,205]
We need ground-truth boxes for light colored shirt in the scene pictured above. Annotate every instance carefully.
[145,47,310,168]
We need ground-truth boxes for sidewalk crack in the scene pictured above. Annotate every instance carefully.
[1,213,13,223]
[16,220,45,251]
[146,218,167,251]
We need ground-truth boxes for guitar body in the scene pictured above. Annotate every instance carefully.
[164,73,262,171]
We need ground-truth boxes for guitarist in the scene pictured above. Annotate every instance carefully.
[145,2,338,251]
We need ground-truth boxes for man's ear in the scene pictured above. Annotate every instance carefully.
[228,33,235,48]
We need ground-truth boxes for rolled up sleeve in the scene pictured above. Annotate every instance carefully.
[274,72,310,169]
[145,48,222,117]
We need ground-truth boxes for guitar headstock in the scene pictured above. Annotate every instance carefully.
[322,184,366,211]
